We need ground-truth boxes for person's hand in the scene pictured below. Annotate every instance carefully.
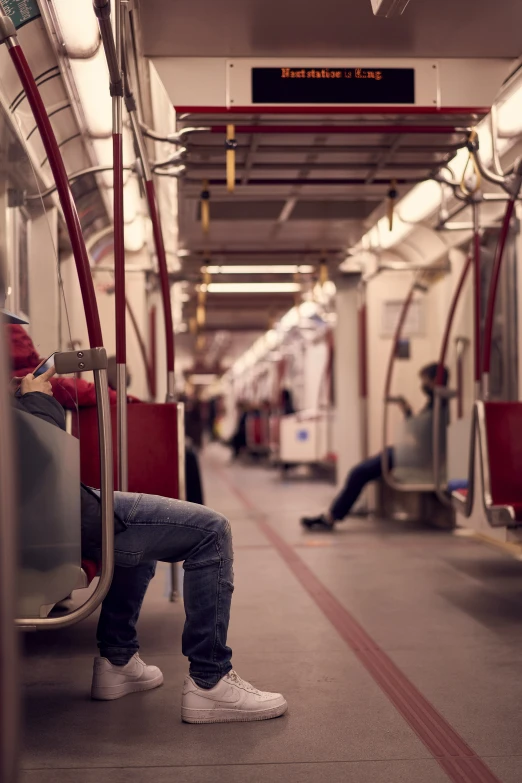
[10,376,23,393]
[20,367,55,397]
[396,396,413,417]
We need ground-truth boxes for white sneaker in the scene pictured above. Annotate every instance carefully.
[91,653,163,700]
[181,669,288,724]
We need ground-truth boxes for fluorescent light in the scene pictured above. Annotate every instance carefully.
[204,265,314,275]
[54,0,99,56]
[398,180,442,223]
[206,282,300,294]
[70,48,112,136]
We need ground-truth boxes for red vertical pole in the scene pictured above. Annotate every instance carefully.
[149,305,157,400]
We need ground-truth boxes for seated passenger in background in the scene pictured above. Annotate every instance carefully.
[281,388,296,415]
[8,316,287,724]
[228,399,248,459]
[301,363,449,531]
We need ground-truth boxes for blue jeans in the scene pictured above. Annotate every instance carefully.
[330,448,394,521]
[96,493,234,689]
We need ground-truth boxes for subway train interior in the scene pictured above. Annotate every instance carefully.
[5,1,522,781]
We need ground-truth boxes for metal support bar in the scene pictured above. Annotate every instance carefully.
[93,0,123,95]
[152,148,187,169]
[122,5,175,401]
[153,165,186,178]
[140,123,210,144]
[381,278,437,492]
[25,164,135,201]
[0,276,19,782]
[16,363,115,628]
[170,402,186,601]
[433,255,472,506]
[472,201,482,398]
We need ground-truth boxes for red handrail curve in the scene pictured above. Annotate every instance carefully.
[472,228,482,385]
[7,43,103,348]
[358,302,368,400]
[383,280,417,404]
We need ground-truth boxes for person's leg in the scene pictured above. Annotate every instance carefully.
[330,452,388,521]
[92,492,287,720]
[301,449,393,528]
[96,561,157,665]
[100,492,234,688]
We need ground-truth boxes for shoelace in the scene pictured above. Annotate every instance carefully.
[226,670,262,694]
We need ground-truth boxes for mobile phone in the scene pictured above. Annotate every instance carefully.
[33,352,56,378]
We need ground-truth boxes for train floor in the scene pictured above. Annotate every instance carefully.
[19,444,522,783]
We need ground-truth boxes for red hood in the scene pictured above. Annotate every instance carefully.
[6,325,41,374]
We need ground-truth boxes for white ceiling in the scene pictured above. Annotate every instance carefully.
[136,0,522,372]
[140,0,522,60]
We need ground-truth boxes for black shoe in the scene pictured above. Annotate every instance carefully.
[300,514,335,531]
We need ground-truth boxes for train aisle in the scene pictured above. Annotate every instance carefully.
[20,445,522,783]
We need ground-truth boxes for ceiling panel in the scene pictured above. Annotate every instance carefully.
[140,0,522,59]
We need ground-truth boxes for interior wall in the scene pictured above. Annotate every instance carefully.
[27,208,60,358]
[304,338,328,411]
[334,279,361,489]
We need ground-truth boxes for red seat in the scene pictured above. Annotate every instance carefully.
[73,403,181,497]
[81,559,99,585]
[483,402,522,522]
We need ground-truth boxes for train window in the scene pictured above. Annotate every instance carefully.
[6,207,30,321]
[480,230,519,401]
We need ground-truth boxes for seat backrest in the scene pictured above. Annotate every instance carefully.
[15,408,81,617]
[483,402,522,505]
[75,403,180,498]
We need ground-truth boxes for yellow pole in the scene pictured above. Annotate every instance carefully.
[201,180,210,234]
[226,125,236,193]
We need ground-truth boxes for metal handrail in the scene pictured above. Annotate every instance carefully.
[122,6,176,400]
[0,20,116,629]
[449,404,476,518]
[432,253,472,506]
[475,401,518,527]
[358,292,369,460]
[24,164,135,201]
[0,288,20,782]
[140,123,210,145]
[16,354,115,629]
[94,0,128,490]
[381,278,436,492]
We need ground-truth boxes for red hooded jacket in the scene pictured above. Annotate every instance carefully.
[7,325,119,410]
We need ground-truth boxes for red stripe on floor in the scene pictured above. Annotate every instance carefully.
[217,469,501,783]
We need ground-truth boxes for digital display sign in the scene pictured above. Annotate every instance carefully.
[2,0,40,29]
[252,67,415,105]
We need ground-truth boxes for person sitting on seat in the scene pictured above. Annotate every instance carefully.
[8,313,287,723]
[8,324,119,408]
[301,362,449,531]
